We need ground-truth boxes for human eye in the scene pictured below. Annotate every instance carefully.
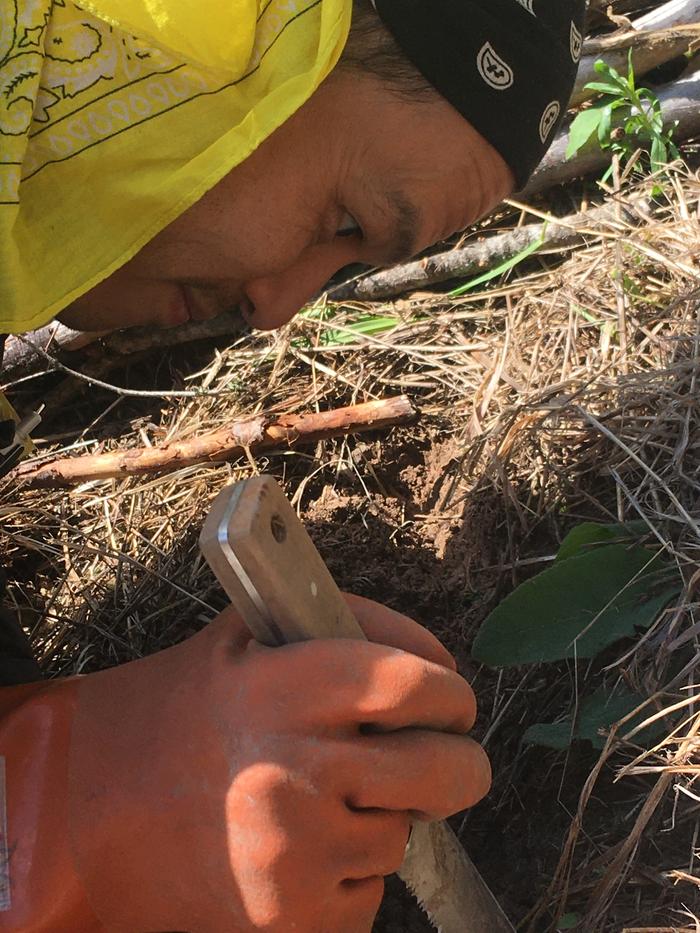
[336,211,362,238]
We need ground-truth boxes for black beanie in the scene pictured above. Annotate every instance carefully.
[370,0,587,187]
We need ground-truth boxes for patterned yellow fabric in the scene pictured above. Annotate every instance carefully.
[0,0,351,333]
[0,392,33,458]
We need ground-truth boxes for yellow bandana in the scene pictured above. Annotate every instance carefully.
[0,0,351,334]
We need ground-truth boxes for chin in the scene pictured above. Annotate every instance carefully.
[57,307,112,332]
[57,304,160,333]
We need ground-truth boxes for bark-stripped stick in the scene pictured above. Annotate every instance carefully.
[12,397,416,488]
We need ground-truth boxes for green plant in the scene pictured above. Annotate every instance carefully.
[295,306,407,348]
[567,55,680,182]
[472,522,682,750]
[449,233,545,297]
[522,686,666,751]
[558,913,582,930]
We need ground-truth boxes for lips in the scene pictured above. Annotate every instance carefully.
[179,284,226,323]
[164,284,254,329]
[238,295,256,323]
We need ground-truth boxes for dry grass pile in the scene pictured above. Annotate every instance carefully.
[2,153,700,933]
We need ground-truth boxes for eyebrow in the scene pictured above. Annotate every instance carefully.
[384,191,422,265]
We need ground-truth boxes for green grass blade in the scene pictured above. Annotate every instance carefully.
[449,233,545,297]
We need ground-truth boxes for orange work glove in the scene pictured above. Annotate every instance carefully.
[0,594,490,933]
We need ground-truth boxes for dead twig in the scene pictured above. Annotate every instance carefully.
[330,199,646,303]
[1,311,246,385]
[12,397,416,487]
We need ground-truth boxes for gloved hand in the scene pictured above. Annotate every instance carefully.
[1,594,490,933]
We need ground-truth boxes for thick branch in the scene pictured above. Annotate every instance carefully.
[633,0,700,30]
[13,397,416,488]
[1,323,101,381]
[573,26,700,106]
[329,200,643,303]
[2,311,246,384]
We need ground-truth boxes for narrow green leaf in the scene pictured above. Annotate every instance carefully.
[584,80,626,96]
[600,161,615,183]
[597,104,612,145]
[650,135,667,171]
[449,235,543,297]
[472,544,679,666]
[295,310,408,348]
[594,60,623,85]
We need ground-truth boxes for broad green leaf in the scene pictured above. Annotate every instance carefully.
[597,103,612,145]
[472,544,679,666]
[522,721,573,750]
[523,687,667,750]
[555,522,647,564]
[567,107,605,158]
[559,915,582,930]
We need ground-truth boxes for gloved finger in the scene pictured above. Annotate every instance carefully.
[195,604,256,650]
[343,593,457,671]
[321,808,410,882]
[335,876,386,933]
[242,639,477,734]
[342,731,492,821]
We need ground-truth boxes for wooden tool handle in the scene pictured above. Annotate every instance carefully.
[200,476,366,646]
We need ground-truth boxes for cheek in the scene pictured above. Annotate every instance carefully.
[142,181,322,284]
[199,127,331,276]
[59,274,186,331]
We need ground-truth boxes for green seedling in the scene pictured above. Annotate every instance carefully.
[567,54,680,183]
[296,306,407,348]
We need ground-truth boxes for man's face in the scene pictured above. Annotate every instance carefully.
[59,69,514,333]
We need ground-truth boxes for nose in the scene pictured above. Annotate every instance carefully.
[243,241,361,331]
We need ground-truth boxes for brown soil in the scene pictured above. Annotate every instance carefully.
[286,429,574,930]
[287,426,692,931]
